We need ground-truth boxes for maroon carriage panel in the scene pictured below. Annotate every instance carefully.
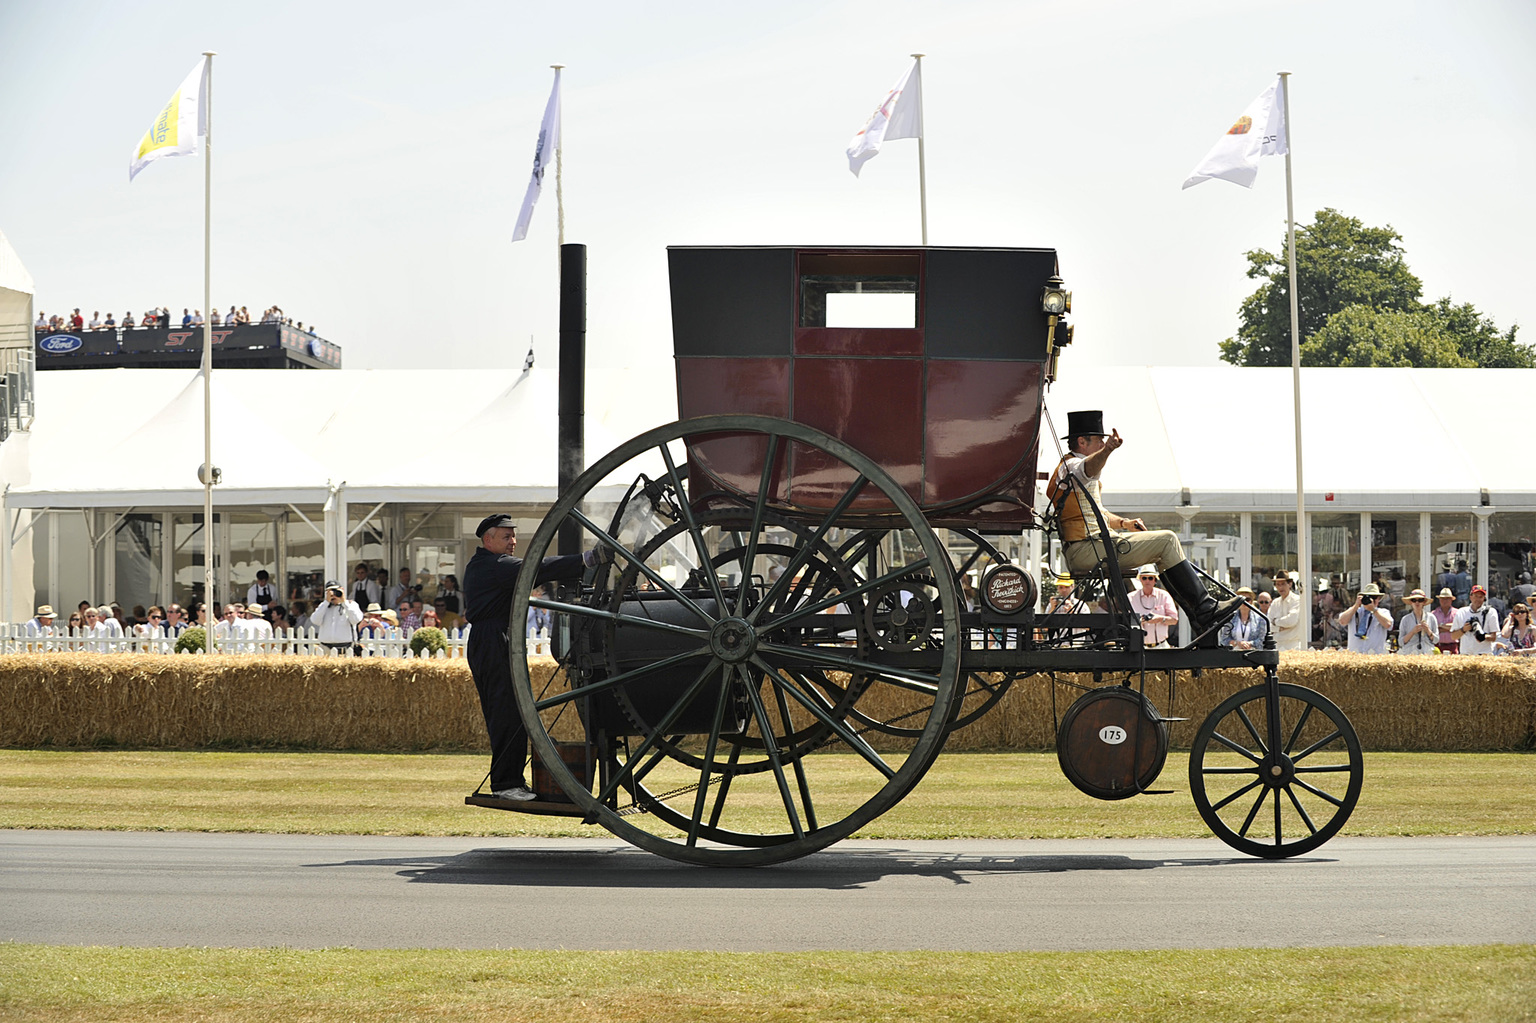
[669,245,1059,526]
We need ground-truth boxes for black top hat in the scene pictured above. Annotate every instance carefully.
[1062,410,1107,440]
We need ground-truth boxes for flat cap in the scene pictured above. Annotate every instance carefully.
[475,513,516,538]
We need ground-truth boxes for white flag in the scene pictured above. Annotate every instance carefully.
[513,69,561,242]
[129,57,209,182]
[1182,77,1288,190]
[846,59,923,177]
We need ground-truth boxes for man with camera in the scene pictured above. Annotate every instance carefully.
[1336,583,1392,654]
[1126,564,1179,648]
[310,582,364,652]
[1452,584,1500,655]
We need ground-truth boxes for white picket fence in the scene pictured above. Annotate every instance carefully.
[0,623,476,658]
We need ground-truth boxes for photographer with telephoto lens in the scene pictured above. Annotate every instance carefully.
[1337,582,1392,654]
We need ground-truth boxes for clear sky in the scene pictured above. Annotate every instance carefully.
[3,0,1532,435]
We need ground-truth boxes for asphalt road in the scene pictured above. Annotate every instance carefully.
[3,831,1532,951]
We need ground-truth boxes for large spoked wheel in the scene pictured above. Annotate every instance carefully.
[510,414,962,866]
[1188,682,1363,859]
[835,527,1016,736]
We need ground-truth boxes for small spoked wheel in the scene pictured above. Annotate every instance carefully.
[510,414,962,866]
[1188,682,1363,859]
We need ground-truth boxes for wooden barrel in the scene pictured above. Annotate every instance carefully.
[531,741,596,802]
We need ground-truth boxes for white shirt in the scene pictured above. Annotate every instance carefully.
[1453,603,1500,655]
[1127,586,1178,646]
[246,581,278,607]
[1268,589,1305,650]
[1396,609,1438,655]
[1343,604,1391,654]
[310,599,364,644]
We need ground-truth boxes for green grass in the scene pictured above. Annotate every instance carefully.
[0,749,1530,839]
[0,944,1531,1022]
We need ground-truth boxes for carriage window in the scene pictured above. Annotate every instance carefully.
[798,253,920,329]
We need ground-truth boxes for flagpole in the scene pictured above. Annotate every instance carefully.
[911,53,927,245]
[202,50,217,647]
[1279,69,1307,639]
[551,64,564,250]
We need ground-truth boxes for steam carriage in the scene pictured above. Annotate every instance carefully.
[470,246,1363,866]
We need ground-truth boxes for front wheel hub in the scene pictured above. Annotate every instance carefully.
[709,617,757,664]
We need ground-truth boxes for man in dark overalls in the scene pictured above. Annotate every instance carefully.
[463,513,603,801]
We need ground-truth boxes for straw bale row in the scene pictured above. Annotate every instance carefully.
[1,651,1531,751]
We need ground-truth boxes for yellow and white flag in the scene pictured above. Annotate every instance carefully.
[847,59,923,177]
[1182,77,1288,190]
[129,57,209,182]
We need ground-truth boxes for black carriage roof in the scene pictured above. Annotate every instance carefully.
[667,245,1062,361]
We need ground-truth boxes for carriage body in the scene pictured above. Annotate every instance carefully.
[669,246,1056,529]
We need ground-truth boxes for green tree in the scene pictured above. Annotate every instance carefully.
[1220,209,1422,367]
[1219,208,1532,368]
[1301,305,1471,368]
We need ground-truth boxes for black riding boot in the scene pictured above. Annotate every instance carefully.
[1161,560,1244,647]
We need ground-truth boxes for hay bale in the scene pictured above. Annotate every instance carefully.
[1,651,1530,752]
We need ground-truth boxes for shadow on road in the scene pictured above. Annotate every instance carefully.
[304,846,1331,890]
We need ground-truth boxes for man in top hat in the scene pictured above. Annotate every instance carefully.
[463,513,610,802]
[1269,571,1305,651]
[1337,583,1392,654]
[1452,584,1500,655]
[1047,410,1240,644]
[1397,589,1438,655]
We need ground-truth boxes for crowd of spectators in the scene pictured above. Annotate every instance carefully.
[35,304,319,335]
[1040,559,1535,656]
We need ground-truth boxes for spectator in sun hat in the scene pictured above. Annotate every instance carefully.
[1397,589,1438,655]
[1219,586,1268,650]
[1452,585,1500,655]
[1431,588,1460,653]
[1126,564,1179,648]
[1497,604,1535,655]
[25,605,58,637]
[1338,583,1392,654]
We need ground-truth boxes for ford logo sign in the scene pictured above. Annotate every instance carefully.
[39,334,83,354]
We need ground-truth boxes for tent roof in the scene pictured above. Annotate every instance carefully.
[5,365,1534,512]
[0,228,33,297]
[1039,366,1536,510]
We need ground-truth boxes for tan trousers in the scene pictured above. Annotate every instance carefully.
[1063,529,1187,578]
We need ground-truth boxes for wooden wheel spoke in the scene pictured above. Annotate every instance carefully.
[1292,763,1353,773]
[741,663,804,839]
[1291,729,1344,763]
[659,443,732,613]
[570,507,716,624]
[1210,777,1263,812]
[686,665,737,847]
[1235,705,1269,755]
[730,434,783,617]
[753,656,896,780]
[1201,765,1263,776]
[535,646,711,710]
[1291,776,1345,807]
[765,557,932,630]
[1273,788,1283,846]
[756,640,942,693]
[748,472,871,625]
[1283,784,1320,836]
[1207,730,1263,763]
[593,658,720,807]
[707,743,743,830]
[1284,702,1315,756]
[1237,785,1268,837]
[534,597,710,641]
[771,677,819,832]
